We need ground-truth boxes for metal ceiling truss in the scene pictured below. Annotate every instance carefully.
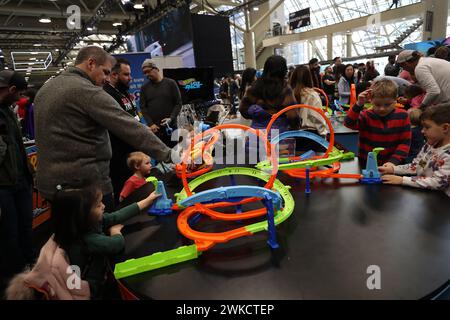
[106,0,189,52]
[54,0,117,66]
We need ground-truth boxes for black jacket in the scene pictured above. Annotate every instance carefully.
[0,104,32,187]
[103,83,139,201]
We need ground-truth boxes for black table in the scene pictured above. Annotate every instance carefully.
[332,117,359,155]
[117,161,450,300]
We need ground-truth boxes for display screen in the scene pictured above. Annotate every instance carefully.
[163,67,215,104]
[127,4,195,67]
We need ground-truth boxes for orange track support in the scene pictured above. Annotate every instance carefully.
[314,87,329,112]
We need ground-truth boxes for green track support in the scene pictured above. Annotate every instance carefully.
[114,245,201,279]
[146,176,159,189]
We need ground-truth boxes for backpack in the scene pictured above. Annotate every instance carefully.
[6,235,90,300]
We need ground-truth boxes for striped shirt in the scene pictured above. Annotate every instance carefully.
[344,104,411,165]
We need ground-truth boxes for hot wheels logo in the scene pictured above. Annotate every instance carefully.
[178,78,203,91]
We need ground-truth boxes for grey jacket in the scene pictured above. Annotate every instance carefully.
[338,77,351,104]
[34,67,171,199]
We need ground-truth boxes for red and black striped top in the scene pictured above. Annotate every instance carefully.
[344,104,411,165]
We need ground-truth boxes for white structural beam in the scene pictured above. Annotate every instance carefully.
[263,2,424,48]
[422,0,449,41]
[0,5,128,21]
[249,0,284,31]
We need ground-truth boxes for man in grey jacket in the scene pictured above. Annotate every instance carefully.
[34,46,173,210]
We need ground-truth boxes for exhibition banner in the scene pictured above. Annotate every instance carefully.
[289,8,311,31]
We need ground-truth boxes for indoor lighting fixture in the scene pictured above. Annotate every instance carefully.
[133,1,144,9]
[39,15,52,23]
[87,27,94,31]
[4,67,8,69]
[33,44,42,47]
[253,7,259,11]
[112,21,123,27]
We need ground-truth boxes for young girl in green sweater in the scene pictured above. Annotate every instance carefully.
[52,182,160,299]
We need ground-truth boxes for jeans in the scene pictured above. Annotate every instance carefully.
[0,178,34,277]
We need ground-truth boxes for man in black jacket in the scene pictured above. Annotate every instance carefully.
[0,70,34,288]
[103,58,140,205]
[140,59,182,147]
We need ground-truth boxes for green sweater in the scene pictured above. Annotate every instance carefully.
[68,203,140,299]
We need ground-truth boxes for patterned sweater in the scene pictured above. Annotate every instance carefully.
[344,103,411,165]
[393,143,450,197]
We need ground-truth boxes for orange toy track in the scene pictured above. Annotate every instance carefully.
[180,124,278,198]
[177,202,267,251]
[266,104,335,160]
[264,104,361,180]
[175,130,220,178]
[314,87,329,112]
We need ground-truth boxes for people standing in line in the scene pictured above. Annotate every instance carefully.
[34,46,173,211]
[140,59,182,147]
[0,70,35,291]
[103,58,140,205]
[397,50,450,109]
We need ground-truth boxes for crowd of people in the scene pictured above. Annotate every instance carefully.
[0,43,449,300]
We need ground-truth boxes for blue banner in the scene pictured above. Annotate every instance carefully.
[113,52,151,125]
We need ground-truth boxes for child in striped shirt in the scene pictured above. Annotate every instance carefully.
[379,104,450,197]
[344,79,411,165]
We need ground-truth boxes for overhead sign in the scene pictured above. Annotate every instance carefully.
[289,8,311,31]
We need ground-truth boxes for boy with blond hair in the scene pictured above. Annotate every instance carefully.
[119,152,152,201]
[344,79,411,165]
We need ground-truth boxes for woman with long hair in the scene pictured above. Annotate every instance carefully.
[239,55,297,159]
[239,55,296,132]
[289,65,328,138]
[338,64,355,104]
[238,67,256,100]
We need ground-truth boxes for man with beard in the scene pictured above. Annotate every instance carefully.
[103,58,140,205]
[308,58,322,89]
[140,59,182,147]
